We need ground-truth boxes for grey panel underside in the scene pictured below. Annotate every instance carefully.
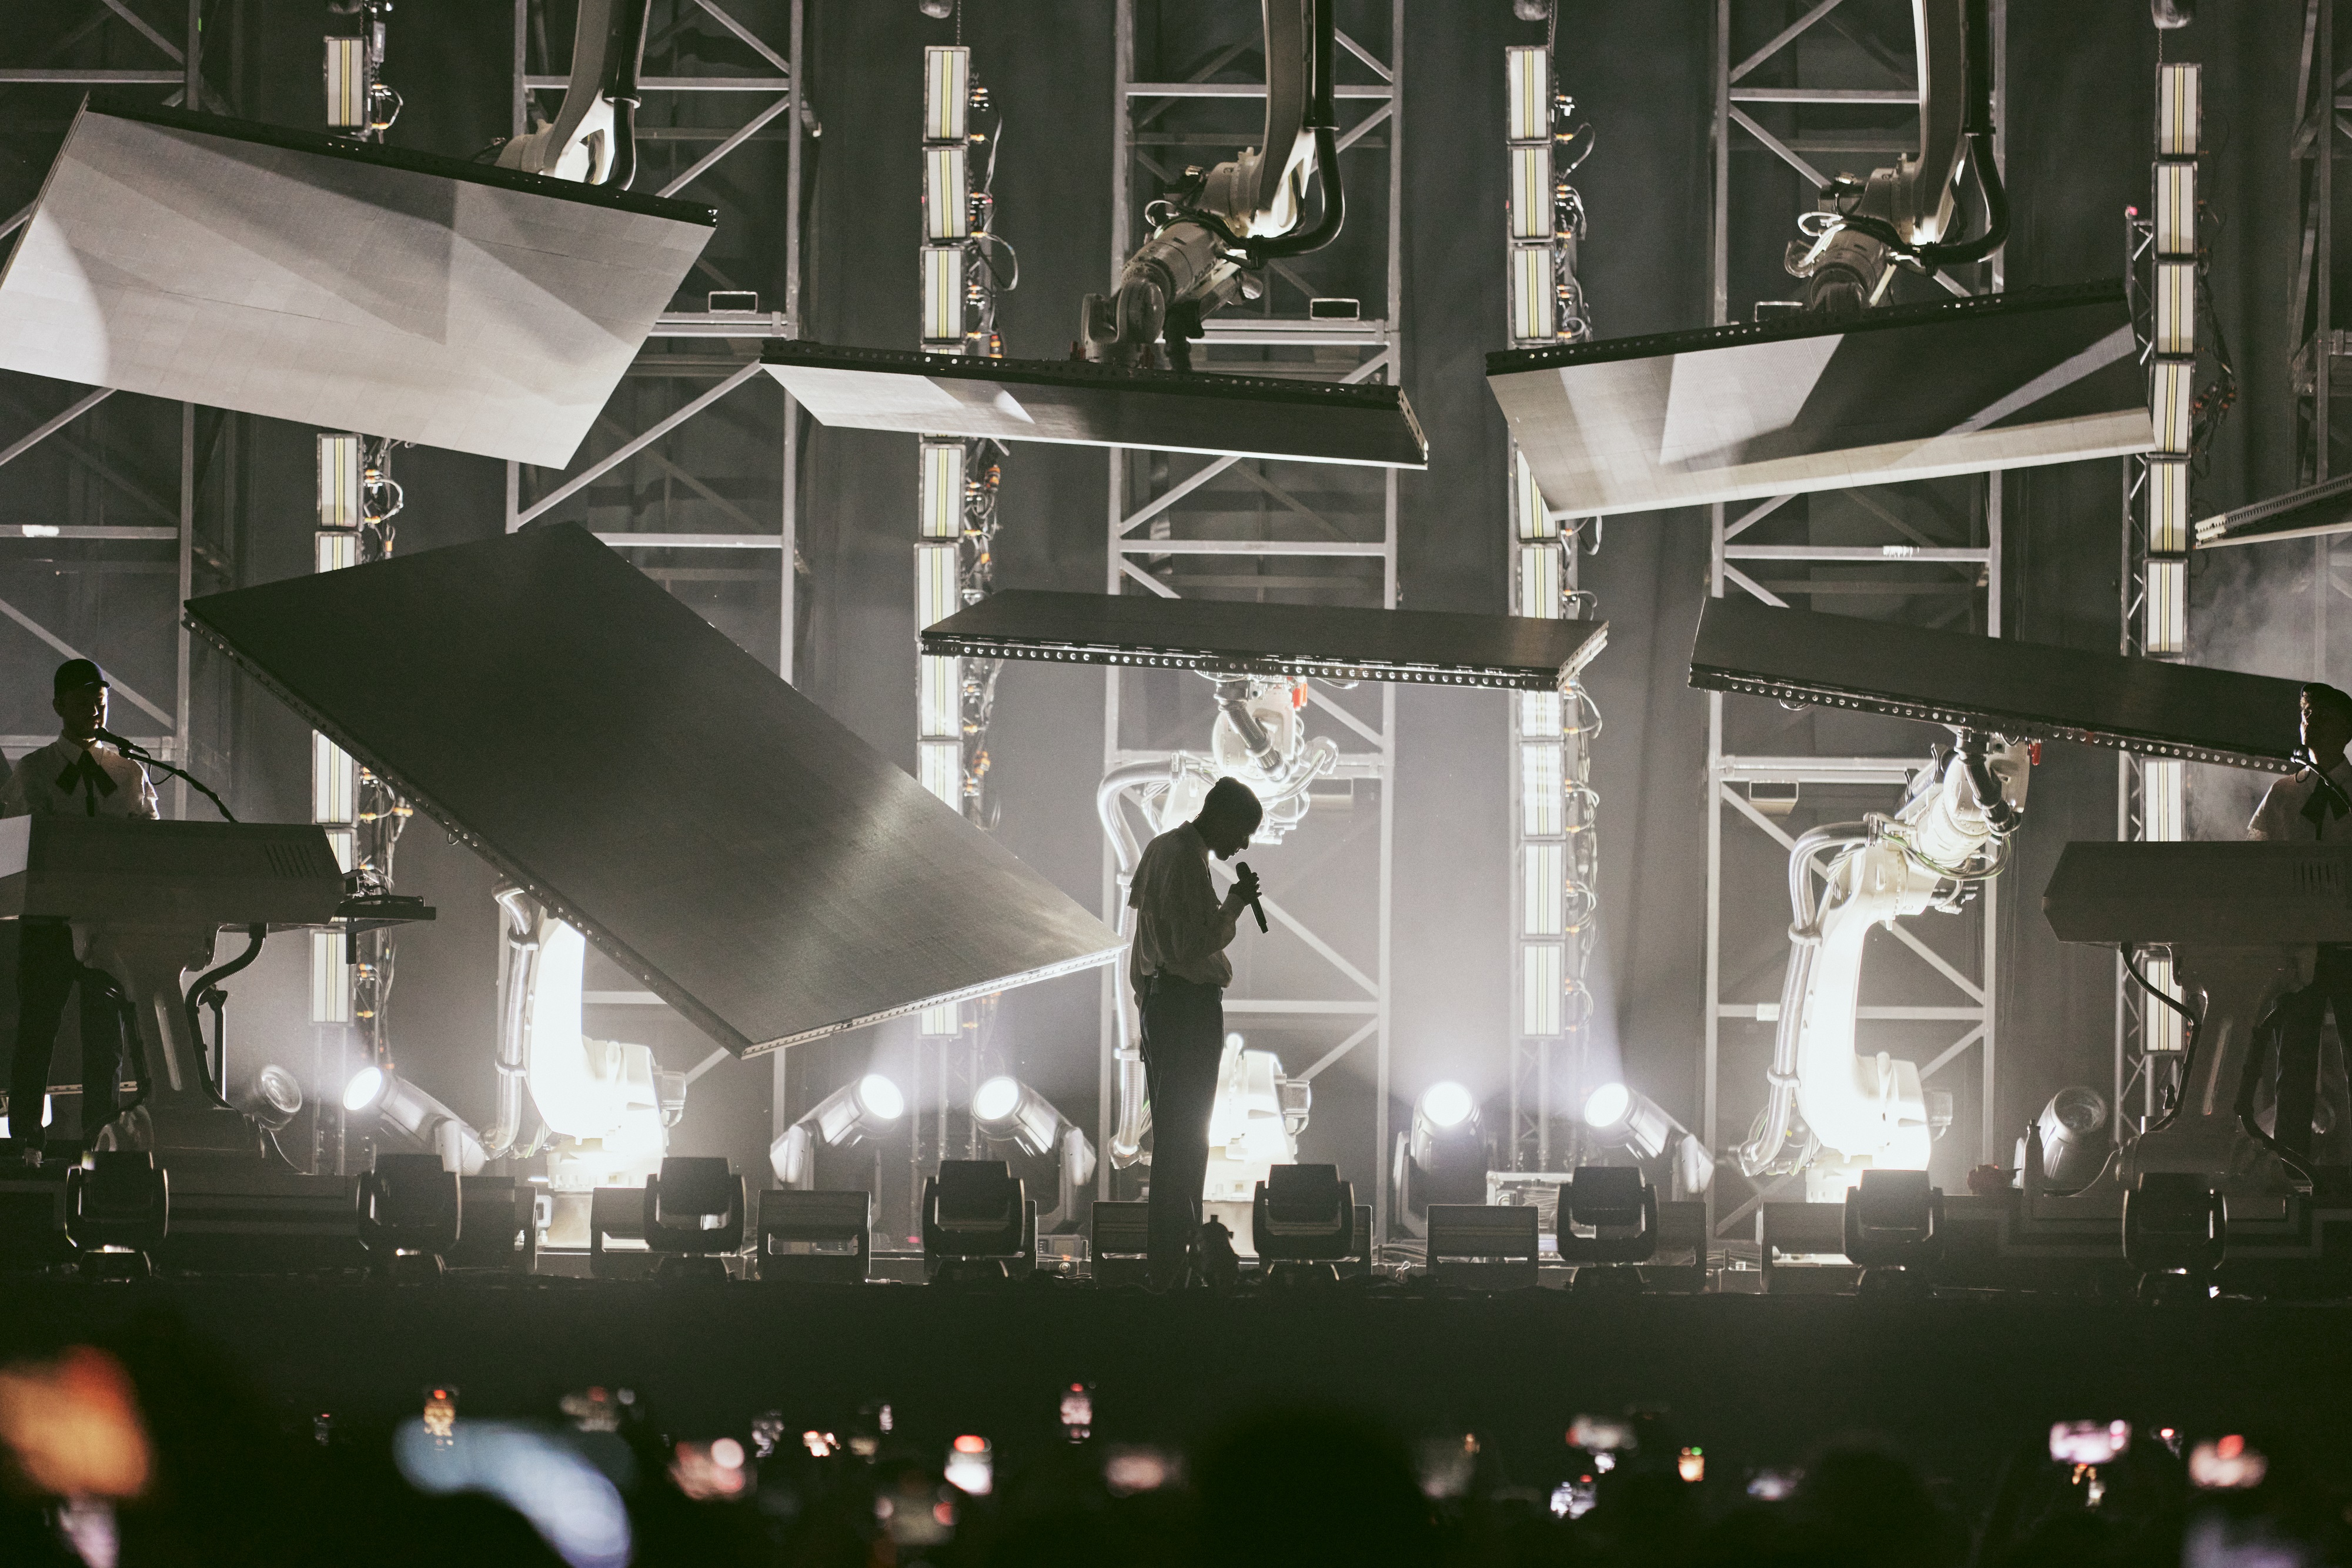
[0,102,712,467]
[185,525,1122,1057]
[2044,844,2352,945]
[1689,597,2301,770]
[1489,285,2152,517]
[762,340,1428,469]
[922,589,1605,691]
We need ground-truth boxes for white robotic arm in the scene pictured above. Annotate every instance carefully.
[1783,0,2007,312]
[1741,735,2028,1185]
[1081,0,1342,369]
[493,0,653,187]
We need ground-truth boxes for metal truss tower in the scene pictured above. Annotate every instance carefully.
[1502,42,1600,1174]
[1098,0,1404,1242]
[0,3,218,1141]
[1703,0,2007,1231]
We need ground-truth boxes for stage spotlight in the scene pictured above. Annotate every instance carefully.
[1582,1081,1715,1193]
[342,1068,489,1175]
[1394,1081,1489,1232]
[642,1156,746,1284]
[358,1152,462,1281]
[1252,1163,1357,1285]
[769,1073,907,1190]
[2123,1171,2225,1304]
[1582,1081,1630,1131]
[970,1076,1098,1229]
[921,1159,1031,1281]
[64,1152,168,1279]
[246,1065,303,1133]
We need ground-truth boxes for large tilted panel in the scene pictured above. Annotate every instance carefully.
[1688,597,2301,770]
[762,340,1428,469]
[1489,283,2151,517]
[920,589,1605,691]
[0,99,714,467]
[185,526,1122,1057]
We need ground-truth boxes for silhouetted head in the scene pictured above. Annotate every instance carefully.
[1194,778,1263,859]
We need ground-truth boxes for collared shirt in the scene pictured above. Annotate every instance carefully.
[2249,757,2352,843]
[1128,821,1238,999]
[0,737,158,820]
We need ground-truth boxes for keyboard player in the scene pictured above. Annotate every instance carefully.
[2247,681,2352,1165]
[0,658,155,1164]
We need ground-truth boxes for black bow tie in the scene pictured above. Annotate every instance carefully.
[54,749,115,817]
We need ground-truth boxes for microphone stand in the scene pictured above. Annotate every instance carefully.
[98,729,237,823]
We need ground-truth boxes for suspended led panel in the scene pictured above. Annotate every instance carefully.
[2157,62,2201,157]
[2141,758,2184,843]
[0,98,714,467]
[310,930,352,1024]
[1510,246,1555,343]
[1509,147,1552,242]
[1489,283,2150,517]
[312,733,356,826]
[324,37,369,130]
[2150,357,2193,455]
[922,246,965,347]
[1522,941,1562,1036]
[1506,46,1548,143]
[918,654,959,741]
[1516,541,1561,619]
[187,524,1124,1057]
[1515,448,1554,540]
[2153,261,2195,357]
[317,433,362,530]
[920,439,965,539]
[1689,596,2303,770]
[765,342,1428,469]
[924,45,969,143]
[917,740,962,808]
[2143,557,2186,656]
[925,145,968,241]
[2153,161,2196,257]
[2146,457,2190,554]
[314,531,359,573]
[920,589,1605,690]
[1523,841,1565,936]
[916,539,959,628]
[1521,743,1564,835]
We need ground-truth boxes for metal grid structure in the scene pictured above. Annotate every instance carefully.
[1702,0,2009,1225]
[1501,41,1600,1174]
[2113,61,2206,1138]
[0,3,213,814]
[911,41,1013,1209]
[497,0,812,1144]
[1097,0,1405,1239]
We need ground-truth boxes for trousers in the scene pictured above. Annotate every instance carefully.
[11,921,125,1149]
[1139,974,1224,1283]
[2263,947,2352,1162]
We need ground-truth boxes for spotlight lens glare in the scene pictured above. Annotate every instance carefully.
[1582,1081,1630,1129]
[973,1075,1020,1125]
[342,1066,386,1114]
[857,1074,905,1122]
[1421,1081,1475,1129]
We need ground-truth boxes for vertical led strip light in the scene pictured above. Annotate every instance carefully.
[312,434,362,1025]
[1502,41,1600,1172]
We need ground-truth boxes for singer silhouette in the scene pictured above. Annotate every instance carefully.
[1127,776,1264,1288]
[0,658,153,1163]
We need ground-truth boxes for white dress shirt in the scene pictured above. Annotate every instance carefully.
[0,737,159,820]
[1127,821,1238,1001]
[2248,757,2352,843]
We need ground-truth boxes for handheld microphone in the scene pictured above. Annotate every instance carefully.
[1234,860,1268,934]
[92,726,145,756]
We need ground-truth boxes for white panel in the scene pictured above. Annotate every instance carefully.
[1509,147,1552,242]
[925,145,968,242]
[317,433,362,529]
[1511,246,1554,343]
[1517,541,1561,619]
[2150,358,2194,455]
[315,530,360,574]
[2141,758,2184,842]
[2156,62,2200,158]
[1520,690,1562,738]
[313,732,356,825]
[1521,941,1562,1037]
[2153,261,2195,357]
[1514,447,1555,540]
[324,38,368,130]
[2153,161,2196,258]
[1521,742,1563,836]
[2141,950,2184,1054]
[2144,557,2186,656]
[918,653,960,740]
[311,929,351,1024]
[0,107,714,467]
[1506,46,1549,143]
[923,245,965,346]
[1522,841,1565,937]
[919,1001,960,1037]
[920,440,965,539]
[2146,458,2189,555]
[924,46,970,144]
[916,540,960,627]
[918,738,962,806]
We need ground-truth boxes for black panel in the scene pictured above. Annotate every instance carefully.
[1688,597,2303,768]
[2044,843,2352,945]
[920,590,1605,690]
[184,526,1121,1057]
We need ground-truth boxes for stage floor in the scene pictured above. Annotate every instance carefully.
[4,1275,2343,1489]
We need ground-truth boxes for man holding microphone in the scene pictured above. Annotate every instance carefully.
[1127,777,1264,1289]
